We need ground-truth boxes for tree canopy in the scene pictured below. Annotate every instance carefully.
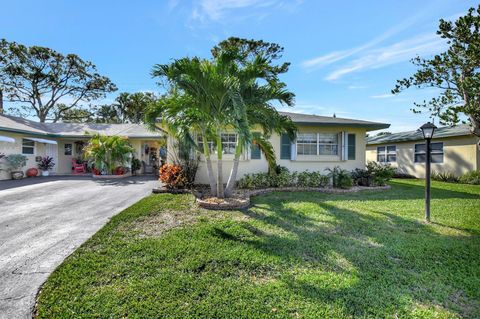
[0,39,117,122]
[392,6,480,139]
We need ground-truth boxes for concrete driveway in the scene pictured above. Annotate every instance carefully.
[0,176,159,319]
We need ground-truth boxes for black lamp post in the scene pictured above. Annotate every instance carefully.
[420,122,437,222]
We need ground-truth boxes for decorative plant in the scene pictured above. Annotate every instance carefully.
[83,134,133,175]
[159,163,186,189]
[431,171,459,183]
[131,158,141,175]
[459,170,480,185]
[326,166,353,189]
[37,156,55,171]
[5,154,27,171]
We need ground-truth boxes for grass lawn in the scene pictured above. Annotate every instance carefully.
[36,179,480,318]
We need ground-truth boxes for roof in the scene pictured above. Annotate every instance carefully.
[366,124,472,145]
[279,111,389,131]
[0,114,163,138]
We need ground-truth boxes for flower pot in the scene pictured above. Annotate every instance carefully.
[26,168,39,177]
[11,171,24,180]
[41,170,50,177]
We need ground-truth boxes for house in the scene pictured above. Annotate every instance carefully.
[169,111,390,184]
[0,114,165,180]
[366,125,480,178]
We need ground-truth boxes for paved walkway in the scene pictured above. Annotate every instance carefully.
[0,176,159,318]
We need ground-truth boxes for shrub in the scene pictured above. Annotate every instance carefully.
[5,154,27,171]
[459,170,480,185]
[393,172,416,179]
[431,171,459,183]
[326,166,353,189]
[131,158,141,175]
[366,162,396,186]
[159,164,187,189]
[351,168,373,186]
[237,169,329,190]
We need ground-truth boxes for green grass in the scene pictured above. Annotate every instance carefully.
[36,179,480,318]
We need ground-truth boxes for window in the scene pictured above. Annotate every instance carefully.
[377,145,396,163]
[415,142,443,163]
[22,139,35,155]
[347,134,356,160]
[197,135,214,154]
[64,143,72,156]
[295,133,339,156]
[318,133,338,155]
[221,133,237,154]
[297,133,317,155]
[197,134,237,154]
[250,143,261,159]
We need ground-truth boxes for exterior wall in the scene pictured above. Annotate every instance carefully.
[0,133,162,180]
[167,126,368,185]
[0,132,47,180]
[366,135,479,178]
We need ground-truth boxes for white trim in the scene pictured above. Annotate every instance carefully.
[26,137,58,145]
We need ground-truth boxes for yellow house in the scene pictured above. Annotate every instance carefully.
[167,111,390,184]
[366,125,480,178]
[0,114,165,180]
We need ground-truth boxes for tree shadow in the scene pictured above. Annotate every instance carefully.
[211,188,480,318]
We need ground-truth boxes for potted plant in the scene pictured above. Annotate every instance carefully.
[37,156,55,176]
[5,154,27,180]
[131,158,141,176]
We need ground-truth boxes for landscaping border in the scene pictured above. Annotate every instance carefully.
[152,185,391,210]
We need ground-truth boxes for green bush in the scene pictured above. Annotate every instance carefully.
[237,168,329,190]
[431,171,459,183]
[5,154,27,171]
[366,162,396,186]
[326,166,353,189]
[459,170,480,185]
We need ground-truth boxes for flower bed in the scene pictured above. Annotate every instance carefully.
[152,185,391,210]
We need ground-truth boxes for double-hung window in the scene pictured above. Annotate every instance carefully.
[22,139,35,155]
[318,133,338,155]
[296,133,339,156]
[197,133,237,155]
[414,142,443,163]
[221,134,237,154]
[296,133,317,155]
[377,145,396,163]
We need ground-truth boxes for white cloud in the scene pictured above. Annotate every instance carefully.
[348,85,368,90]
[188,0,302,24]
[301,14,422,71]
[325,33,446,81]
[370,93,395,99]
[191,0,279,22]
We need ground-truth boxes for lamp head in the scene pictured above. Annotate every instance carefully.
[420,122,437,140]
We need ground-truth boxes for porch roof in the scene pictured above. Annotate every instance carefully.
[0,114,164,139]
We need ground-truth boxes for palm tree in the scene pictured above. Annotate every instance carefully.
[150,59,225,196]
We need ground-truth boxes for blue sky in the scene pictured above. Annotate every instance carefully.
[1,0,476,132]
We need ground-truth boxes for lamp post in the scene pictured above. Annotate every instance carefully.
[420,122,437,222]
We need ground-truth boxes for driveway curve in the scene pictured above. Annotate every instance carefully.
[0,176,159,319]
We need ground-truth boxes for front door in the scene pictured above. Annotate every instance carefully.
[45,144,58,173]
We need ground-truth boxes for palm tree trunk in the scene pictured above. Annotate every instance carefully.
[216,134,225,198]
[225,139,242,197]
[202,135,217,196]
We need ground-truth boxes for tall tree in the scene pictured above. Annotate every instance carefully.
[392,6,480,142]
[148,38,296,198]
[0,39,117,122]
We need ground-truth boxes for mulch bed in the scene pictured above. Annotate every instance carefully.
[152,185,391,210]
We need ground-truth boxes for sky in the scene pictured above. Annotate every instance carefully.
[1,0,477,132]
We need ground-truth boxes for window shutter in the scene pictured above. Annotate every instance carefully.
[348,134,356,160]
[250,143,261,159]
[280,134,291,159]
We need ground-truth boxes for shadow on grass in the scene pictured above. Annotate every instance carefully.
[211,181,480,318]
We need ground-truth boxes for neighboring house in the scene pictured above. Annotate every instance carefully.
[167,111,390,184]
[366,125,480,178]
[0,114,165,180]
